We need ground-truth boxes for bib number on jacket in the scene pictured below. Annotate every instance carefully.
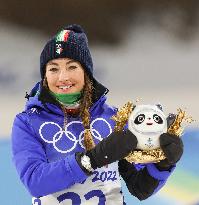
[32,163,123,205]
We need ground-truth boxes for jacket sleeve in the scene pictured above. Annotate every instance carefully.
[118,159,175,201]
[12,113,88,198]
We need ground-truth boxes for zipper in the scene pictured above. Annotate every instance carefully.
[62,107,67,131]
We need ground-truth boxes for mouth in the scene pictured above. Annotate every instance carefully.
[57,84,74,92]
[146,122,153,125]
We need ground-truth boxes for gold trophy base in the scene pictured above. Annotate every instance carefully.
[125,148,166,164]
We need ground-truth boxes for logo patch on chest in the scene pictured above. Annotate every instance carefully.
[39,118,113,153]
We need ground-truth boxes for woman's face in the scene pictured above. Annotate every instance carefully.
[45,58,85,94]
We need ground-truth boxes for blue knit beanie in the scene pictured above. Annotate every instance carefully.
[40,24,93,79]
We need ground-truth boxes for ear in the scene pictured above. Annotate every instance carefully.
[132,105,136,111]
[156,103,163,111]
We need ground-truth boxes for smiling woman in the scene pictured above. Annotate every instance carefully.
[11,24,180,205]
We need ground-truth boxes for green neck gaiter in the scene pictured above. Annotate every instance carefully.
[50,91,82,105]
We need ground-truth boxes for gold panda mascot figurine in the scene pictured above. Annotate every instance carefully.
[128,104,167,151]
[112,102,192,164]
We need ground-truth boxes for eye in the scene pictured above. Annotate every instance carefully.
[153,114,163,124]
[48,67,59,72]
[68,65,77,70]
[134,114,145,124]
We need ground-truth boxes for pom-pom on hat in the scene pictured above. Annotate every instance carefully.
[40,24,93,79]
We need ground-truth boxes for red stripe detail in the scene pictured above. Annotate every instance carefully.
[64,31,70,42]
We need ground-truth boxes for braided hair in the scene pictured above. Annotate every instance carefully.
[79,73,95,151]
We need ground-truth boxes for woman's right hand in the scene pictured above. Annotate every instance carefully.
[85,129,138,170]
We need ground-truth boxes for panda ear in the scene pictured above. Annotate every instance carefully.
[132,105,136,111]
[156,103,163,111]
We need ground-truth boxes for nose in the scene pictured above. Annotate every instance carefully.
[148,117,151,120]
[59,69,70,81]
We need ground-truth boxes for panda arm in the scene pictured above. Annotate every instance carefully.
[118,159,175,201]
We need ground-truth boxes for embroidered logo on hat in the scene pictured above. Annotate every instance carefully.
[55,30,70,54]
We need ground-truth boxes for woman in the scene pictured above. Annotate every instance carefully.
[12,24,183,205]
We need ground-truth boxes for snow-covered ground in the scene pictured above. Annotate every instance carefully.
[0,21,198,138]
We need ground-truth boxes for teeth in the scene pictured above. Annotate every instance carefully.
[59,85,72,89]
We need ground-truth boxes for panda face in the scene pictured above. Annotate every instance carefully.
[128,105,167,150]
[131,108,166,133]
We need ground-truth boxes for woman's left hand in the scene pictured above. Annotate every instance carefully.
[156,133,184,169]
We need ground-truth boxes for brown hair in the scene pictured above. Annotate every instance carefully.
[79,73,95,151]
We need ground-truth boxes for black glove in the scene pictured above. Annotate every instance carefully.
[156,133,183,170]
[76,130,137,174]
[167,113,176,128]
[85,129,138,170]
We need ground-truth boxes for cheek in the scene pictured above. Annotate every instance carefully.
[135,123,147,131]
[131,120,145,131]
[154,123,165,131]
[46,74,57,89]
[80,76,85,87]
[76,71,85,87]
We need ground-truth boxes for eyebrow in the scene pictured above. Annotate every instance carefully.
[47,62,59,66]
[66,60,77,65]
[47,60,77,66]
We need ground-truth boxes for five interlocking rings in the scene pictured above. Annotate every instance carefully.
[39,118,113,153]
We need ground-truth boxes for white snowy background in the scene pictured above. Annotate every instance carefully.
[0,20,198,138]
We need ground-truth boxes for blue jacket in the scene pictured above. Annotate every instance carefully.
[12,82,175,200]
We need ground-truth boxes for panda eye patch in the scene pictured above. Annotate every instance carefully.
[134,114,145,124]
[153,114,163,124]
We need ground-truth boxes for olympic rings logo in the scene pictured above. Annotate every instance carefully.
[39,118,113,154]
